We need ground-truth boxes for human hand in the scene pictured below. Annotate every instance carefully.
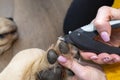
[80,6,120,64]
[57,55,106,80]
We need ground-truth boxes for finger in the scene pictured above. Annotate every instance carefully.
[57,56,87,79]
[80,51,98,60]
[92,53,112,64]
[94,6,120,42]
[94,6,111,42]
[110,54,120,63]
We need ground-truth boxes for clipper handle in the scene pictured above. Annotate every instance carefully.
[65,20,120,55]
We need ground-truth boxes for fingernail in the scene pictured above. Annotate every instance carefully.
[113,58,120,63]
[90,56,98,60]
[58,56,67,63]
[103,57,111,62]
[100,32,110,42]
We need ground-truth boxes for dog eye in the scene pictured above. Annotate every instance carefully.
[0,34,5,38]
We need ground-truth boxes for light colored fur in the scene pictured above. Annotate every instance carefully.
[0,17,18,54]
[0,40,106,80]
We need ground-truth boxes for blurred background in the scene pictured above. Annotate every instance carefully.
[0,0,72,72]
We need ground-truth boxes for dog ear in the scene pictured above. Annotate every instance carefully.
[7,17,14,21]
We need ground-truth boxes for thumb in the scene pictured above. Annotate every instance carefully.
[57,56,87,79]
[94,6,112,42]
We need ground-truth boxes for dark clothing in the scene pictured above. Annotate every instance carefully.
[63,0,114,34]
